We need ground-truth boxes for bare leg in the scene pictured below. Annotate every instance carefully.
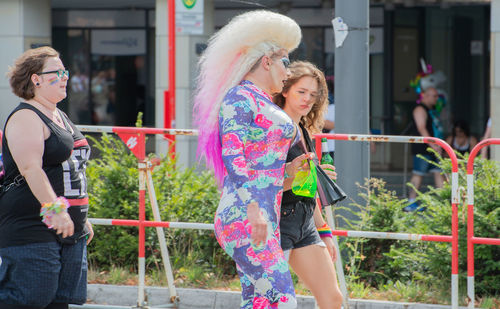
[408,174,423,200]
[433,172,444,188]
[289,244,342,309]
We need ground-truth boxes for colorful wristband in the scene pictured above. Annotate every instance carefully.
[40,196,70,227]
[317,223,333,238]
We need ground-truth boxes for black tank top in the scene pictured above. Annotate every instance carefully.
[0,103,91,248]
[282,123,316,207]
[411,104,434,155]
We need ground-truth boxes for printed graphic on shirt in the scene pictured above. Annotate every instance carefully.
[62,139,90,202]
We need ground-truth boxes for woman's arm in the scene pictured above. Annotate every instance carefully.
[6,110,74,238]
[313,203,337,261]
[282,154,312,191]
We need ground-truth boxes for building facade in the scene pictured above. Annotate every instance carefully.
[0,0,496,168]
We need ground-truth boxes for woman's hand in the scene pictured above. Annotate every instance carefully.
[320,163,337,180]
[49,212,74,238]
[85,219,94,245]
[247,202,268,247]
[322,236,337,262]
[286,153,314,178]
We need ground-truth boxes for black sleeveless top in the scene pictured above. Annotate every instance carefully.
[411,104,434,155]
[0,103,91,248]
[282,123,316,207]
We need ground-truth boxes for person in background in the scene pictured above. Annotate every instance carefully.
[193,11,306,308]
[274,61,343,309]
[404,86,444,212]
[445,119,478,156]
[480,117,492,159]
[0,46,93,309]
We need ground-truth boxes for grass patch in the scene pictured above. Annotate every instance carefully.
[89,265,498,308]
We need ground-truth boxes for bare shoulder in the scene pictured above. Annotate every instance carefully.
[5,108,45,139]
[413,105,427,118]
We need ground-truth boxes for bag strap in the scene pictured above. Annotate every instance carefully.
[296,126,321,167]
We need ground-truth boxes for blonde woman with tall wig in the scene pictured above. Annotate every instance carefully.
[274,61,343,309]
[193,10,309,309]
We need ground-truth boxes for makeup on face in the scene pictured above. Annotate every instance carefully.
[49,76,59,85]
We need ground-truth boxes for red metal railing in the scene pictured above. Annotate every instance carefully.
[465,138,500,308]
[314,133,460,309]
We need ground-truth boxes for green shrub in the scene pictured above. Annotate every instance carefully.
[86,133,233,276]
[404,153,500,297]
[340,152,499,301]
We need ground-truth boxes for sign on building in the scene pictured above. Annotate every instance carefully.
[176,0,204,35]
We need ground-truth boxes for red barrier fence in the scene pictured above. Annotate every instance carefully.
[466,138,500,309]
[314,133,460,309]
[77,126,469,309]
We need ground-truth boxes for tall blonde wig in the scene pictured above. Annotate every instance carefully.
[274,61,329,134]
[193,10,301,184]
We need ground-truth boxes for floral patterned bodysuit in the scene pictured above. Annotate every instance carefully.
[214,80,298,309]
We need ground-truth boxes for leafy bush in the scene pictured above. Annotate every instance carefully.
[339,153,499,302]
[86,133,233,276]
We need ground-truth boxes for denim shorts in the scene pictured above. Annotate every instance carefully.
[412,154,442,176]
[0,238,87,307]
[280,200,323,253]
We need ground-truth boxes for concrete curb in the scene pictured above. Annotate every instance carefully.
[81,284,472,309]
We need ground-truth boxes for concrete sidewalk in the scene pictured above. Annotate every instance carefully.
[81,284,472,309]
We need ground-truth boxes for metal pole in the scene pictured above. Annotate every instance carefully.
[166,0,176,152]
[324,206,350,309]
[145,166,178,304]
[466,139,500,308]
[334,0,370,225]
[138,163,147,307]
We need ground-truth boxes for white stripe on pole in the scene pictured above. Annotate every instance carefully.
[467,174,474,205]
[76,125,114,133]
[347,231,423,241]
[75,125,198,136]
[344,134,425,144]
[452,172,460,204]
[71,304,140,309]
[89,218,113,225]
[88,218,214,230]
[138,257,145,306]
[468,276,475,309]
[168,222,214,230]
[452,274,459,309]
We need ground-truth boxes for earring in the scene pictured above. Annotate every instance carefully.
[36,83,40,86]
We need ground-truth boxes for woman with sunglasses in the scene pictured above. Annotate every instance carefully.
[0,46,93,309]
[274,61,343,309]
[193,11,311,309]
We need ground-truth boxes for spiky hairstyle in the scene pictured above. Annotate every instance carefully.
[193,10,301,185]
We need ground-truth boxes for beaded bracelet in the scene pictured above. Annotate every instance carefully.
[40,196,70,227]
[317,223,333,238]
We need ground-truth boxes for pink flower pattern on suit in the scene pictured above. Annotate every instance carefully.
[214,80,298,308]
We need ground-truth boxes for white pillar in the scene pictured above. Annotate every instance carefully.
[155,0,214,168]
[491,0,500,160]
[0,0,51,126]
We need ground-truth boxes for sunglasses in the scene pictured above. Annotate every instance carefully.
[281,57,290,68]
[37,69,69,79]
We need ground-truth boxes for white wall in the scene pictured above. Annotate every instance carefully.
[0,0,51,128]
